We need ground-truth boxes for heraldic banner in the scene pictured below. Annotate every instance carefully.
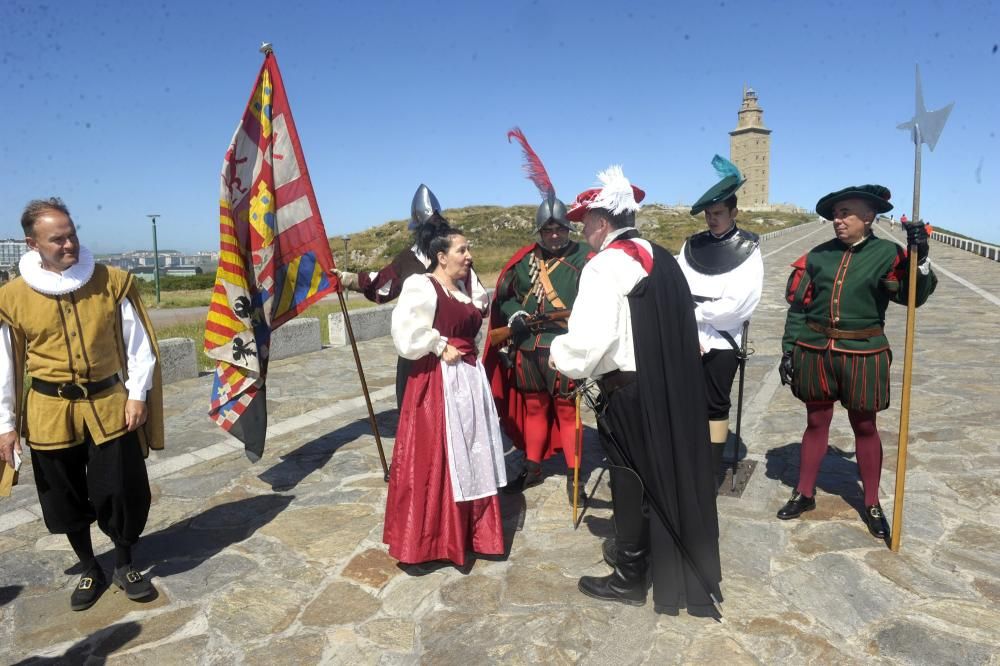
[206,50,338,461]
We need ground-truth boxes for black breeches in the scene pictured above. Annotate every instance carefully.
[702,348,740,420]
[30,430,151,547]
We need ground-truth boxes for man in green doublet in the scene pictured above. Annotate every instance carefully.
[776,185,936,539]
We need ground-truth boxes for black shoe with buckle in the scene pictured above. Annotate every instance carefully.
[70,566,106,611]
[864,504,890,539]
[113,565,155,601]
[776,491,816,520]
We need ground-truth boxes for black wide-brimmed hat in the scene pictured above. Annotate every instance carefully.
[815,184,893,220]
[690,155,746,215]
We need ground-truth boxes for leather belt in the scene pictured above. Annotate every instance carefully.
[806,321,883,340]
[598,370,637,394]
[30,375,120,400]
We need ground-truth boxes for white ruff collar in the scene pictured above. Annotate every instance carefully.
[19,246,96,296]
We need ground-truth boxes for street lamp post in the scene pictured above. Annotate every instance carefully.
[147,214,161,305]
[342,235,350,301]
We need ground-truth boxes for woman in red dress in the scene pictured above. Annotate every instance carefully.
[384,226,507,566]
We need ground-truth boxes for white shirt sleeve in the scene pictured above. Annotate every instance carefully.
[549,254,627,379]
[693,247,763,332]
[121,297,156,401]
[468,267,489,313]
[0,324,15,433]
[391,275,448,360]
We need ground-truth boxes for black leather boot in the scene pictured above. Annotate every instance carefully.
[580,466,648,605]
[602,538,618,568]
[711,443,725,488]
[502,460,542,494]
[578,543,648,606]
[776,491,816,519]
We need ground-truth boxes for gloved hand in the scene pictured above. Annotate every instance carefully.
[903,221,929,262]
[333,269,361,292]
[778,351,794,386]
[509,314,530,340]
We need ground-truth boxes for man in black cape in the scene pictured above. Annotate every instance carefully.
[550,166,723,617]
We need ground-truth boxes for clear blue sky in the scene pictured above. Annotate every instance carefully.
[3,0,998,252]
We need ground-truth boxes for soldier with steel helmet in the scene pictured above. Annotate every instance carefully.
[484,129,593,505]
[335,184,487,408]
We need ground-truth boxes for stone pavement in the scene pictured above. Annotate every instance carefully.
[1,222,998,664]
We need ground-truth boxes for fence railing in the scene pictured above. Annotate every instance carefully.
[930,231,1000,263]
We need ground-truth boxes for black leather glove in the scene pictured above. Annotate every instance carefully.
[903,221,929,261]
[778,351,794,386]
[509,314,530,340]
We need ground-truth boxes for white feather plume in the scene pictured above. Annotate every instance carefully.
[589,165,641,215]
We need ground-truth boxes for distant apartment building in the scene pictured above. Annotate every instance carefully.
[0,238,29,269]
[99,249,219,278]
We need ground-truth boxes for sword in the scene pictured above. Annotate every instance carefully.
[573,392,582,526]
[574,381,724,618]
[731,320,750,491]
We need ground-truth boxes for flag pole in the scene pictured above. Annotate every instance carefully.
[890,65,952,552]
[337,289,390,481]
[890,130,922,552]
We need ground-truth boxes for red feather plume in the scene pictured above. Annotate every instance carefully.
[507,127,555,200]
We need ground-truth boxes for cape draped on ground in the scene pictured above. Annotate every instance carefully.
[627,243,723,612]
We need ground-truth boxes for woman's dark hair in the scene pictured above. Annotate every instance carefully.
[417,220,465,270]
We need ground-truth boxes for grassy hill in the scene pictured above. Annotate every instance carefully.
[333,204,816,279]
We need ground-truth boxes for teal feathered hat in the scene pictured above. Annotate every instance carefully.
[690,155,746,215]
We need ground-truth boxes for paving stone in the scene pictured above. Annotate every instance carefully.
[869,618,997,665]
[640,627,692,664]
[259,504,376,564]
[680,635,760,664]
[379,571,446,617]
[300,581,380,626]
[503,561,579,607]
[719,518,787,578]
[359,617,416,652]
[915,598,1000,646]
[863,550,975,599]
[92,606,199,656]
[341,547,403,590]
[439,574,502,613]
[0,548,75,594]
[420,607,610,663]
[793,520,880,556]
[972,577,1000,604]
[772,553,916,637]
[241,632,328,666]
[153,551,257,600]
[155,470,241,499]
[207,583,302,644]
[729,616,856,662]
[106,634,211,666]
[12,586,170,653]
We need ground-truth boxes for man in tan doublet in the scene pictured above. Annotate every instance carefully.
[0,198,163,610]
